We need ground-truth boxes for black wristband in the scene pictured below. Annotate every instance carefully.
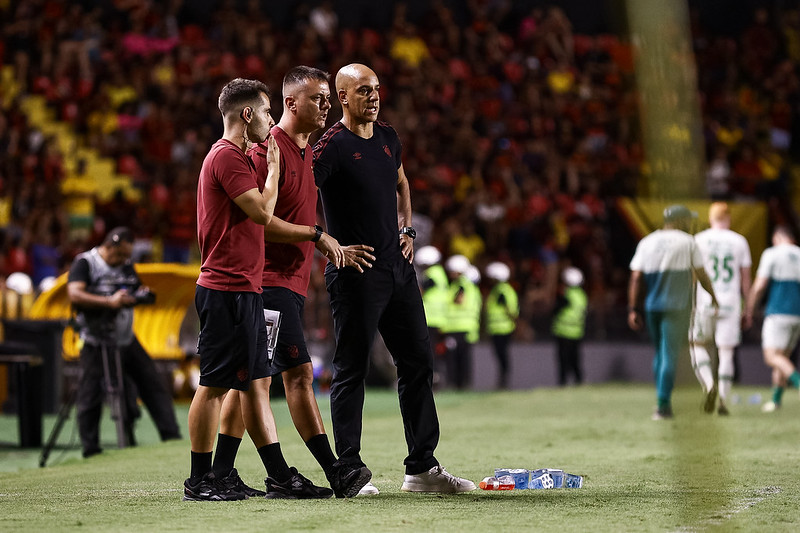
[311,225,323,243]
[628,306,639,313]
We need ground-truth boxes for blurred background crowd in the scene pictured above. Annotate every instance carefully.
[1,0,799,342]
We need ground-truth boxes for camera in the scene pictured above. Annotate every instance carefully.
[132,287,156,305]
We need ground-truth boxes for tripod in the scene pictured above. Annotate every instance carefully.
[40,338,132,467]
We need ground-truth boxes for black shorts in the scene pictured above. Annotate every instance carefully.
[195,285,268,391]
[261,287,311,376]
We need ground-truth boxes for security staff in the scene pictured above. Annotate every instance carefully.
[415,246,450,387]
[441,255,479,389]
[485,262,519,389]
[415,246,449,345]
[552,267,587,386]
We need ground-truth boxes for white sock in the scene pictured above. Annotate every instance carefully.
[691,344,715,392]
[718,346,735,402]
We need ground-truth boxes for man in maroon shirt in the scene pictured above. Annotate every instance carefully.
[218,66,375,498]
[185,78,330,501]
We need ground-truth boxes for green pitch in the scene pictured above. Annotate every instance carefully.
[1,384,799,532]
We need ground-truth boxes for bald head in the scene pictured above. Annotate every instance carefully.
[335,63,381,126]
[335,63,377,93]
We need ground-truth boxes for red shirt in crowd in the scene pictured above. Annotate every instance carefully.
[196,139,265,293]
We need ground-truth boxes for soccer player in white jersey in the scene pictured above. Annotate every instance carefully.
[745,225,800,412]
[691,202,752,415]
[629,205,719,420]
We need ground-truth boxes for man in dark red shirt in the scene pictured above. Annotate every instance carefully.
[214,67,375,498]
[186,78,329,501]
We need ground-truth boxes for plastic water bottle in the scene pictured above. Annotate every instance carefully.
[479,475,515,490]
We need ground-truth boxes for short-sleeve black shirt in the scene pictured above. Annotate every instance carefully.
[313,121,404,266]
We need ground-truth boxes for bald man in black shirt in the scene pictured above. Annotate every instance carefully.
[312,63,475,494]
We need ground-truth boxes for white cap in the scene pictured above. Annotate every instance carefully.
[485,262,510,282]
[6,272,33,294]
[562,267,584,287]
[445,254,470,274]
[38,276,58,293]
[466,265,481,284]
[415,245,442,266]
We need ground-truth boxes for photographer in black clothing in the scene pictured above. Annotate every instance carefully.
[68,227,181,458]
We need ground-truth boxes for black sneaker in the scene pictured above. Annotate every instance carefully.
[264,467,334,499]
[183,471,246,501]
[328,462,372,498]
[82,447,103,459]
[218,468,266,499]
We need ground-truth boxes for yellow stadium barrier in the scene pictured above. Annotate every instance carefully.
[29,263,200,360]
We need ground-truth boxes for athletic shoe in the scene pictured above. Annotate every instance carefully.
[218,468,266,498]
[401,465,476,493]
[265,467,334,499]
[717,404,729,416]
[183,472,246,501]
[761,401,780,413]
[357,482,380,496]
[82,447,103,458]
[703,384,717,414]
[651,406,674,421]
[328,462,372,498]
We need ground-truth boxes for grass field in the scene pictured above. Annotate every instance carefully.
[1,383,799,532]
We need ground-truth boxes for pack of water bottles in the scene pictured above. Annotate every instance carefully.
[479,468,583,491]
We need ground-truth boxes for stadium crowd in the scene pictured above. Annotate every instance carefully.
[0,0,798,340]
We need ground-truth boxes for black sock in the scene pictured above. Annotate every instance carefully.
[212,433,242,476]
[190,451,213,481]
[257,443,292,482]
[305,434,337,475]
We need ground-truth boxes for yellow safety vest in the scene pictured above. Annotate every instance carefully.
[552,286,587,340]
[441,275,480,340]
[485,282,519,336]
[421,264,449,329]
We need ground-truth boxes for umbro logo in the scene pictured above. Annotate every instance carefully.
[353,152,362,160]
[383,145,392,157]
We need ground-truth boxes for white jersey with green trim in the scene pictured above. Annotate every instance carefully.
[694,228,751,316]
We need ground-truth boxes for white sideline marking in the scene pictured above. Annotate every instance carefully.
[675,486,781,532]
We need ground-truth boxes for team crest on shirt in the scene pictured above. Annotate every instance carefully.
[383,145,392,157]
[353,152,362,160]
[290,170,296,178]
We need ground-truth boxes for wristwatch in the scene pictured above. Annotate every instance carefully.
[399,226,417,239]
[311,225,324,243]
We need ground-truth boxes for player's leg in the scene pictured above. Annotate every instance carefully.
[325,266,388,467]
[714,314,739,412]
[716,346,735,413]
[646,311,671,417]
[76,343,106,457]
[690,311,715,394]
[761,315,800,384]
[379,260,440,475]
[123,337,181,440]
[381,259,474,493]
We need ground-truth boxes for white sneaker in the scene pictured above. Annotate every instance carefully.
[401,465,476,493]
[762,401,780,413]
[357,482,379,496]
